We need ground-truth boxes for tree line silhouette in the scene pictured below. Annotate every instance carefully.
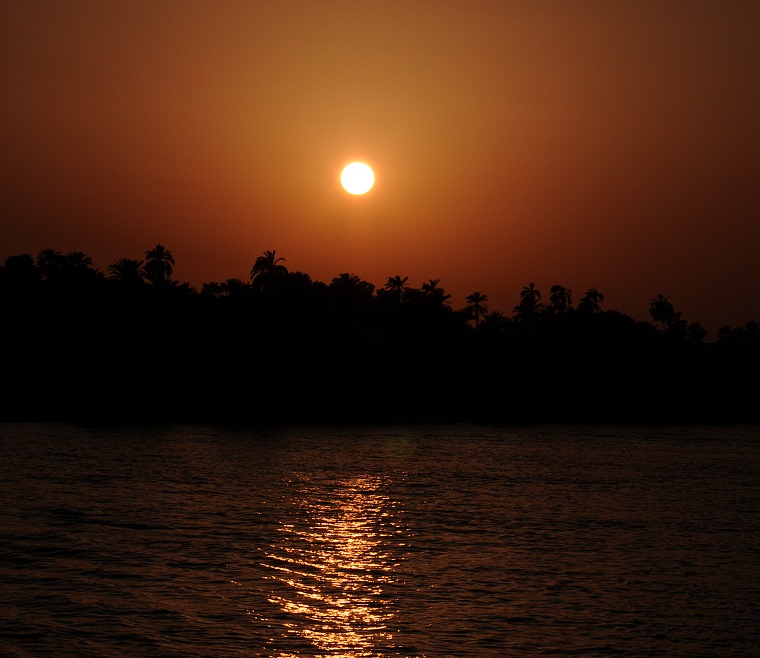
[1,245,758,423]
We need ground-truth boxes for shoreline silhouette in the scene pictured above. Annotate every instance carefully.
[1,246,758,424]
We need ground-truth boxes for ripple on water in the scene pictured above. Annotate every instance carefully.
[0,423,758,656]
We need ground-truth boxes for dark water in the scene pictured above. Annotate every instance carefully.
[1,423,758,657]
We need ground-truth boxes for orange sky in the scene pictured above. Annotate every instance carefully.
[2,1,759,335]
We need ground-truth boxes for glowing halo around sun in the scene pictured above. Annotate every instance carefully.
[340,162,375,195]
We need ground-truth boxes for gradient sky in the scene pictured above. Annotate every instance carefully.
[2,1,759,334]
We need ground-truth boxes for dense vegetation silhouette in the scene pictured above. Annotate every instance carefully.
[1,246,758,424]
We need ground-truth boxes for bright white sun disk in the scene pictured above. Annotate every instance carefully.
[341,162,374,195]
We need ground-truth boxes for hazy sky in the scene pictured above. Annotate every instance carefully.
[2,1,758,333]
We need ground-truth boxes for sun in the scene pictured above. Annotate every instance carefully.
[340,162,374,195]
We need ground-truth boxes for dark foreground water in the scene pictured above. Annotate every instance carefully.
[0,424,758,657]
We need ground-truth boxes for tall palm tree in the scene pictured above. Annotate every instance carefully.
[384,275,410,303]
[144,244,175,286]
[513,282,543,324]
[250,250,287,292]
[465,291,489,327]
[548,284,572,315]
[577,287,605,314]
[649,294,675,331]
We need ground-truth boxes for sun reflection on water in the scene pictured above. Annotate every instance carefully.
[263,475,402,656]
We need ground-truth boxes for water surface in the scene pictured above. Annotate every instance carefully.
[1,423,758,656]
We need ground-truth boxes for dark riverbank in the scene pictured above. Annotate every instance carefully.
[3,293,757,426]
[2,250,758,425]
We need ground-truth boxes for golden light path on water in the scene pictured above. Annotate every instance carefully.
[262,475,402,656]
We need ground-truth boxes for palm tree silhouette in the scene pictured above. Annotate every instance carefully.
[649,294,675,331]
[221,278,250,297]
[513,282,543,324]
[250,250,287,292]
[421,278,440,293]
[144,244,175,286]
[108,258,145,285]
[36,249,65,281]
[666,311,688,340]
[577,287,605,314]
[548,284,572,315]
[59,251,100,286]
[202,278,250,299]
[333,272,362,288]
[717,325,735,344]
[744,321,760,344]
[482,310,510,333]
[465,291,489,327]
[384,275,410,303]
[331,273,375,294]
[421,278,452,307]
[65,252,94,270]
[686,321,707,345]
[201,281,223,298]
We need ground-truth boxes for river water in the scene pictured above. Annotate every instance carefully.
[1,423,758,656]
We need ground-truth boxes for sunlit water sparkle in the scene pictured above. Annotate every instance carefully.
[262,474,401,655]
[0,423,758,656]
